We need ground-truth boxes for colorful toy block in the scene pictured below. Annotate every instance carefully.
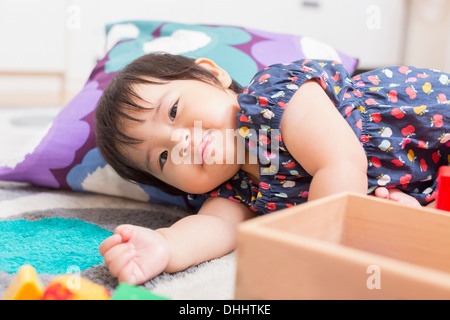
[2,265,168,300]
[41,275,110,300]
[111,283,169,300]
[437,166,450,211]
[2,265,44,300]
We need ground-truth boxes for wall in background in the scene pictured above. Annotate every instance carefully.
[404,0,450,71]
[0,0,448,106]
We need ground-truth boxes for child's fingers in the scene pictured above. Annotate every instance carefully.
[107,243,137,278]
[102,242,133,271]
[98,234,122,256]
[118,261,139,285]
[114,224,134,242]
[388,189,422,207]
[374,187,389,199]
[99,224,135,257]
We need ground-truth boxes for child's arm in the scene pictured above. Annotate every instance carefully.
[157,196,255,272]
[99,197,255,284]
[280,80,368,201]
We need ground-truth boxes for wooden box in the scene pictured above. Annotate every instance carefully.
[235,192,450,299]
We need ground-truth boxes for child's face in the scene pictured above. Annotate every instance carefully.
[121,77,244,194]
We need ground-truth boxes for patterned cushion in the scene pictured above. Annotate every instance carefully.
[0,20,358,211]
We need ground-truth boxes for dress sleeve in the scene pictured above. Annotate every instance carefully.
[238,59,349,132]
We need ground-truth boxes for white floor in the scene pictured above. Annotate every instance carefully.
[0,106,62,161]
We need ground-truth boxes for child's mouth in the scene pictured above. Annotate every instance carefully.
[199,131,212,164]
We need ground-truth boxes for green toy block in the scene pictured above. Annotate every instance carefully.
[111,283,169,300]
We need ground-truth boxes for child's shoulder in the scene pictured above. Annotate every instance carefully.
[246,59,347,92]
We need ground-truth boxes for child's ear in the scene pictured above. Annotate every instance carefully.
[195,57,232,89]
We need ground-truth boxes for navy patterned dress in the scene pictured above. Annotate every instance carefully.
[202,59,450,215]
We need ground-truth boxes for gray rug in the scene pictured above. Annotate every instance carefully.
[0,181,236,300]
[0,107,235,300]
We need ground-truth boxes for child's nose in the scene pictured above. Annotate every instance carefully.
[181,130,190,156]
[171,129,191,158]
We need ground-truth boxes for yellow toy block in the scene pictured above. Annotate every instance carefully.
[2,265,44,300]
[41,275,110,300]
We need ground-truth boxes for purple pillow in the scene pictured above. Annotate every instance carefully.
[0,21,358,210]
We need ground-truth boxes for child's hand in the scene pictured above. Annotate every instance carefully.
[374,187,421,207]
[99,224,171,285]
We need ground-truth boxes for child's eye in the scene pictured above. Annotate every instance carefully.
[159,151,168,169]
[169,103,178,121]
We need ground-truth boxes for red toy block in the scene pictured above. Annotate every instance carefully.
[437,166,450,211]
[41,276,110,300]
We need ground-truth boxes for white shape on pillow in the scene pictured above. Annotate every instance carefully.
[81,164,150,202]
[143,29,211,55]
[0,122,53,169]
[300,36,341,62]
[106,23,140,52]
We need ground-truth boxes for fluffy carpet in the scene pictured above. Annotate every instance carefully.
[0,181,236,299]
[0,107,236,299]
